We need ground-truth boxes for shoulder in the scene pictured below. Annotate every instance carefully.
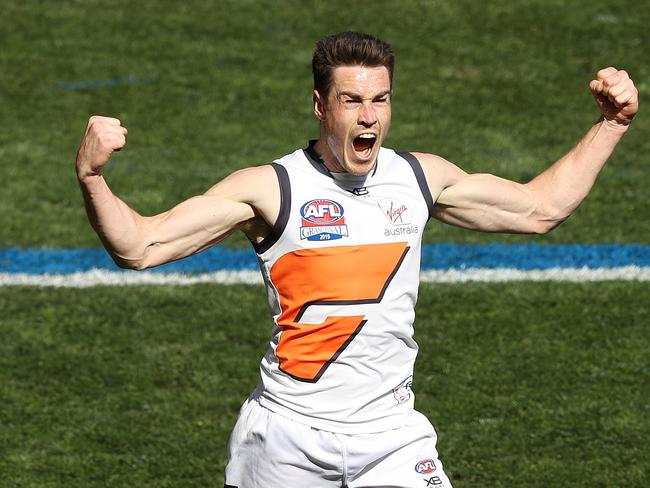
[203,164,281,228]
[386,148,459,174]
[205,164,278,202]
[409,151,463,173]
[408,151,469,197]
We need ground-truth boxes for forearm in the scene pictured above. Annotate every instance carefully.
[75,116,268,270]
[431,118,629,234]
[526,117,628,228]
[432,67,637,235]
[79,174,151,268]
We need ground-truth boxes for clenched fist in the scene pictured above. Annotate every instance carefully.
[589,67,639,128]
[76,116,128,181]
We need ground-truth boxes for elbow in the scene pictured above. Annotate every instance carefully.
[116,242,168,270]
[526,195,571,234]
[529,219,559,235]
[112,255,148,271]
[128,260,150,271]
[98,227,158,270]
[109,231,160,270]
[529,209,570,234]
[109,250,151,271]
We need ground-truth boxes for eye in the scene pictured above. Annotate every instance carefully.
[344,98,361,107]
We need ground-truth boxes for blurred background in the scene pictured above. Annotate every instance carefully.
[1,0,648,247]
[1,1,648,486]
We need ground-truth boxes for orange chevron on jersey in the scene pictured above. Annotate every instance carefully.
[270,242,409,382]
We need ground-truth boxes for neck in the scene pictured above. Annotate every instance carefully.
[306,140,374,189]
[330,170,369,190]
[313,137,344,173]
[313,135,377,176]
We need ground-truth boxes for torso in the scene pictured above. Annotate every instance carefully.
[249,143,434,434]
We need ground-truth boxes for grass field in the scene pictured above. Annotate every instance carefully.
[1,283,648,486]
[1,0,649,486]
[1,0,648,246]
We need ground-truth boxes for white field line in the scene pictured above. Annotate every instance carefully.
[0,269,263,287]
[0,266,649,287]
[419,266,650,283]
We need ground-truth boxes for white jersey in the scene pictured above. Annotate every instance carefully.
[251,142,434,434]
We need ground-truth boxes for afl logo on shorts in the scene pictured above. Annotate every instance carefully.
[300,199,349,241]
[415,459,436,474]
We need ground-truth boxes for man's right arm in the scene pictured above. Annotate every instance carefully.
[76,116,278,270]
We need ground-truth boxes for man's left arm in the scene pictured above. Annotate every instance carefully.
[423,67,639,234]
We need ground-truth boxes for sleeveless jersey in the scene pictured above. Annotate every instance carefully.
[251,142,434,434]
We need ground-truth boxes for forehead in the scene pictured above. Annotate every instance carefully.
[330,65,391,96]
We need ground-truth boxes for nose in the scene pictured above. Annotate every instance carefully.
[358,101,377,126]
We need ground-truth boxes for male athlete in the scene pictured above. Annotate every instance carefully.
[76,32,638,487]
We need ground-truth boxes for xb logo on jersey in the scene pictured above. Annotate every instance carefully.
[300,199,349,241]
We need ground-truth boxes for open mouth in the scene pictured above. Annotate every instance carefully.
[353,133,377,156]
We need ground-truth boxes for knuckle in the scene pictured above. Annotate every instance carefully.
[605,72,618,84]
[598,67,615,77]
[609,84,623,95]
[89,115,121,127]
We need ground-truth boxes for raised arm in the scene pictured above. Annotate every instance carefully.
[419,67,639,234]
[76,116,279,269]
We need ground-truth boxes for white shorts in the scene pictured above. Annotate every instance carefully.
[224,397,453,488]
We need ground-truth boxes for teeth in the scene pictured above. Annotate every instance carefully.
[358,134,376,139]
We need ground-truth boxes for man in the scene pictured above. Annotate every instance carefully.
[76,32,638,487]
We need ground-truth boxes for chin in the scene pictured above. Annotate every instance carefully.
[344,151,379,175]
[345,159,377,176]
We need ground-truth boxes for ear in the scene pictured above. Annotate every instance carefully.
[313,90,326,121]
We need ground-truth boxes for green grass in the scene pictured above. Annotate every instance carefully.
[1,1,649,486]
[416,281,649,487]
[1,283,648,487]
[0,0,648,247]
[0,285,269,487]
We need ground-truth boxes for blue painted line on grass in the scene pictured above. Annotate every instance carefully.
[420,243,650,270]
[0,247,256,274]
[0,244,648,275]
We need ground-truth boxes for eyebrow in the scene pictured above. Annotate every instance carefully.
[338,90,391,100]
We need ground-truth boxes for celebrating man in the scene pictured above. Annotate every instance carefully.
[76,32,638,488]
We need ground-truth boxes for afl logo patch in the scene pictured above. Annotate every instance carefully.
[415,459,436,474]
[300,199,349,241]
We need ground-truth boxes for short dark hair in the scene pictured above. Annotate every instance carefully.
[312,31,395,100]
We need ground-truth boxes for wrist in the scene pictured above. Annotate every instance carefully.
[599,115,632,134]
[76,166,102,184]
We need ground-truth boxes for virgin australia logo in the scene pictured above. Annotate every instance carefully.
[378,199,419,236]
[377,199,413,225]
